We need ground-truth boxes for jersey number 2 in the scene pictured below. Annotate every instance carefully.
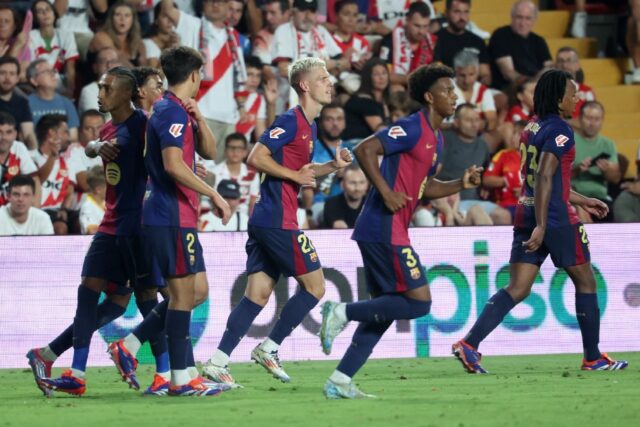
[297,234,315,254]
[186,233,195,254]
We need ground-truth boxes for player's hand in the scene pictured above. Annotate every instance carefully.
[462,165,484,189]
[333,147,353,169]
[382,190,412,213]
[210,191,231,225]
[295,163,316,187]
[523,225,545,253]
[183,98,203,122]
[621,180,640,196]
[581,197,609,219]
[97,139,119,162]
[195,162,208,180]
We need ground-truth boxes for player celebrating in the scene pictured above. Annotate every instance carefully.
[318,64,483,399]
[201,57,352,386]
[451,69,628,373]
[109,46,230,397]
[26,67,149,396]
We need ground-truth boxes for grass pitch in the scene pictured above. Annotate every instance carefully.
[3,352,638,427]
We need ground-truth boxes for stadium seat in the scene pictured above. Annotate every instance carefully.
[609,139,639,177]
[554,0,628,15]
[547,37,598,59]
[592,85,640,113]
[432,0,540,15]
[472,10,570,39]
[581,58,627,87]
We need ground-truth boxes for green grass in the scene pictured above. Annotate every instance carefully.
[4,353,638,427]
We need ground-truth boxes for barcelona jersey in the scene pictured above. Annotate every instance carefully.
[97,109,148,236]
[249,106,317,230]
[143,92,200,228]
[352,109,443,246]
[514,114,580,229]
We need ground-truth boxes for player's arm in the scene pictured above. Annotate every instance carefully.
[423,165,484,199]
[569,190,609,219]
[524,151,557,252]
[183,98,217,160]
[162,146,231,222]
[310,147,353,178]
[353,135,409,212]
[247,143,315,186]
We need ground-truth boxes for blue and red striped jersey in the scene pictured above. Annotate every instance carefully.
[352,109,443,246]
[514,114,580,229]
[97,109,148,236]
[249,106,316,230]
[143,92,199,228]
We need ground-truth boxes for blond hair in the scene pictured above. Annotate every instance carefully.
[289,57,327,95]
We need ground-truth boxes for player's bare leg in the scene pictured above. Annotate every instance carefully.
[203,272,276,385]
[565,263,628,370]
[453,263,539,373]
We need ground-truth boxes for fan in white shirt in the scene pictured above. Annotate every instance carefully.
[0,175,53,235]
[78,165,105,234]
[199,179,248,232]
[202,133,260,216]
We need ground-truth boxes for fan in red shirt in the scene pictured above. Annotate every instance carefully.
[483,120,526,221]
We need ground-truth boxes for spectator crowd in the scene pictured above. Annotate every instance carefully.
[0,0,639,236]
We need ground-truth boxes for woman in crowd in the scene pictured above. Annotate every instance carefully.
[29,0,79,95]
[342,58,390,144]
[88,1,146,67]
[143,2,179,69]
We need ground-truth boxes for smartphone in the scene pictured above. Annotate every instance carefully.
[590,152,611,166]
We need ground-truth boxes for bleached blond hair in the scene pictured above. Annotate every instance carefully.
[289,57,327,95]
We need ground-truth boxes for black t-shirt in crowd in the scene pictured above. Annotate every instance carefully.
[488,26,551,90]
[0,92,33,126]
[323,194,363,229]
[433,28,490,68]
[343,94,386,141]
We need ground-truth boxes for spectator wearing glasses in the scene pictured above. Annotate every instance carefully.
[27,59,80,141]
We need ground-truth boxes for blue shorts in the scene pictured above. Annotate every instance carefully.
[509,223,591,268]
[245,225,321,280]
[144,226,205,278]
[357,241,427,295]
[81,232,156,290]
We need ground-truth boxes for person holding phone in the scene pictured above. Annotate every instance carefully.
[571,101,621,222]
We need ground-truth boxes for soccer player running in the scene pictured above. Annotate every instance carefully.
[201,57,352,386]
[451,69,628,373]
[318,64,484,399]
[108,47,231,397]
[26,67,150,396]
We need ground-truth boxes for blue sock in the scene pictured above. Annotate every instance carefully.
[336,320,393,378]
[49,300,125,356]
[133,299,168,344]
[137,297,169,372]
[186,341,195,368]
[268,288,319,345]
[346,295,431,323]
[165,309,191,371]
[71,286,100,372]
[464,289,516,349]
[218,297,263,356]
[576,293,601,361]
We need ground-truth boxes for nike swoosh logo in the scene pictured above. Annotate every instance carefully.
[427,144,434,148]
